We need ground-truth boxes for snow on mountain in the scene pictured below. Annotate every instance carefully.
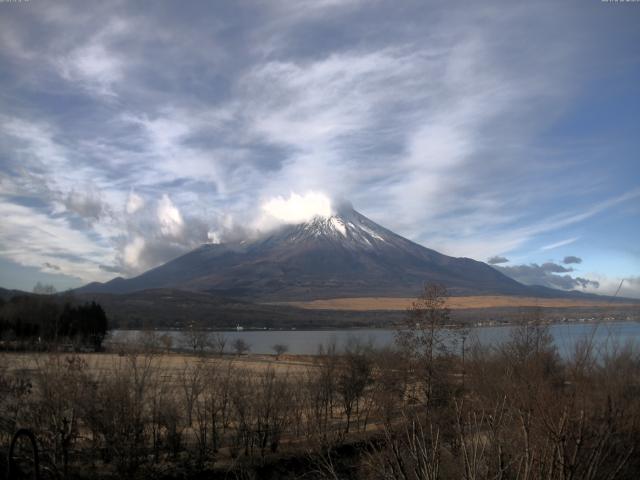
[276,207,391,248]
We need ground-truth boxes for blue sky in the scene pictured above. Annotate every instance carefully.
[0,0,638,297]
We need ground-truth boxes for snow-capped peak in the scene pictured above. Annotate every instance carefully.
[282,207,391,248]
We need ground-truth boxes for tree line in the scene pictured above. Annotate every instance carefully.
[0,292,109,351]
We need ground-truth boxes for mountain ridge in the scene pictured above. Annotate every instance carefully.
[75,206,618,302]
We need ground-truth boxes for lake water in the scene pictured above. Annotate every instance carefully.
[109,321,640,357]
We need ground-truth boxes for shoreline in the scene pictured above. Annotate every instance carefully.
[110,317,640,333]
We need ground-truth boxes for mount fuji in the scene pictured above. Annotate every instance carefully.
[77,205,583,301]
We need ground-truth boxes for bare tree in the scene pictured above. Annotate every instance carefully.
[137,328,161,353]
[371,347,408,426]
[366,412,442,480]
[78,351,157,477]
[182,320,211,354]
[159,333,173,352]
[306,341,339,442]
[272,343,288,360]
[254,367,292,455]
[180,359,205,427]
[229,369,255,457]
[232,338,251,356]
[395,283,452,406]
[212,332,227,356]
[200,360,234,454]
[337,339,372,433]
[30,355,88,476]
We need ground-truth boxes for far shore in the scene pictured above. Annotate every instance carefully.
[112,309,640,333]
[109,316,639,333]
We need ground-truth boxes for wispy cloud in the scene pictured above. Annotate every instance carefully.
[541,237,579,251]
[0,202,115,282]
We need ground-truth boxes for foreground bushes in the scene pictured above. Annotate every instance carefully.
[1,321,639,479]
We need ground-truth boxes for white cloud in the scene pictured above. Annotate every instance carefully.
[59,43,124,96]
[259,191,334,226]
[0,202,115,282]
[124,112,191,151]
[540,237,579,251]
[430,189,640,260]
[123,236,145,269]
[157,194,184,238]
[207,231,221,244]
[64,189,107,222]
[55,18,129,97]
[1,116,69,169]
[126,192,145,214]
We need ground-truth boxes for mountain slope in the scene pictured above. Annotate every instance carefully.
[76,206,586,300]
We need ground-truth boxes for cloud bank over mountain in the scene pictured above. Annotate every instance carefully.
[494,262,600,291]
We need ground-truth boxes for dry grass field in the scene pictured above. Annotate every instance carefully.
[0,351,315,379]
[276,295,637,311]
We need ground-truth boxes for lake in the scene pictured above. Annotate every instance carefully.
[108,321,640,357]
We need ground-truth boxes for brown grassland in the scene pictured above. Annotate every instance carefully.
[276,295,637,311]
[0,351,314,378]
